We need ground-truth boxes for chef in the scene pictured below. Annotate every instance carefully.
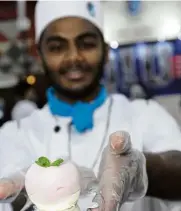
[0,1,181,211]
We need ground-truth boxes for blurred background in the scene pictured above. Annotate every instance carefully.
[0,1,181,127]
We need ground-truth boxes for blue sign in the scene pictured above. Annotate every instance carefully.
[112,39,181,96]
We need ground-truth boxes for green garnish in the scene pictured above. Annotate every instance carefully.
[35,157,51,167]
[51,158,64,167]
[35,157,64,168]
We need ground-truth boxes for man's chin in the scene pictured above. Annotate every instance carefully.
[53,85,94,100]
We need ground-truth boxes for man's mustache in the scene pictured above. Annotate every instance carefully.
[58,64,92,74]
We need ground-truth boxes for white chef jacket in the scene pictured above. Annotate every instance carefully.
[11,100,38,121]
[0,94,181,211]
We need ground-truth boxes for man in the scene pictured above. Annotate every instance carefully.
[0,1,181,211]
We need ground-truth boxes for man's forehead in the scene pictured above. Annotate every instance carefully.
[43,17,99,41]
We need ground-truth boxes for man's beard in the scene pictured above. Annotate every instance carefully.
[42,57,105,101]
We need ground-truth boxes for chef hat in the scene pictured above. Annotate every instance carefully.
[35,0,103,43]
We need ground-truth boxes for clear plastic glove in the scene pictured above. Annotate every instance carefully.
[0,178,17,199]
[90,131,148,211]
[0,169,25,203]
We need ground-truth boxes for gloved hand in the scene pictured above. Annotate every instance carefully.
[0,179,17,199]
[0,171,25,202]
[90,131,148,211]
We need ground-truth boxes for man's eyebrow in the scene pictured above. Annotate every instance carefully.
[45,31,99,44]
[46,36,67,44]
[77,32,98,40]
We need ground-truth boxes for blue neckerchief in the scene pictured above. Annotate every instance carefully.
[46,86,107,133]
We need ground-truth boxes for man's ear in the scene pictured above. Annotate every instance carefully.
[104,42,110,64]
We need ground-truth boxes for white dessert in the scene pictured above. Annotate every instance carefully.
[25,157,81,211]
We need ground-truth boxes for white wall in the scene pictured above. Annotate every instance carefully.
[103,1,181,44]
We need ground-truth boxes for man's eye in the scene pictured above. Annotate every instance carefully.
[48,45,64,52]
[79,42,97,50]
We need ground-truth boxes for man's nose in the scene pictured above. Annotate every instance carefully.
[65,44,83,63]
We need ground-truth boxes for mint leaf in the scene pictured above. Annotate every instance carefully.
[51,158,64,167]
[35,156,51,167]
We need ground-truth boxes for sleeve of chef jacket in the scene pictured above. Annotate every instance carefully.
[0,120,33,203]
[142,99,181,211]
